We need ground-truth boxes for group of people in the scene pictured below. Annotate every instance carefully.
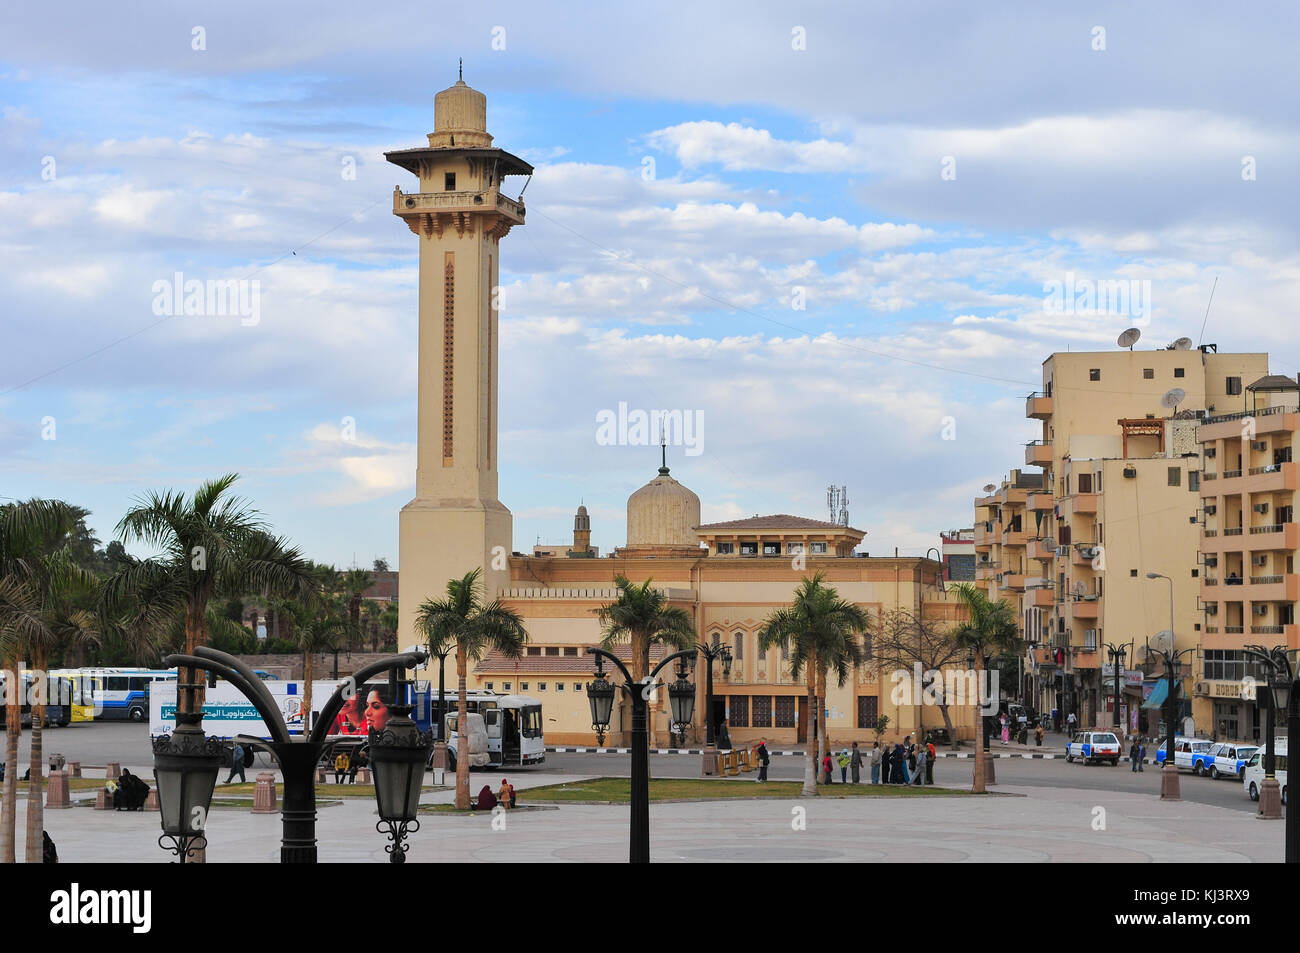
[817,737,937,786]
[472,778,517,810]
[105,768,150,811]
[331,748,368,784]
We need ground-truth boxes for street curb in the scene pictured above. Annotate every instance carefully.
[545,747,1072,759]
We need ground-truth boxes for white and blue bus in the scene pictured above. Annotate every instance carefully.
[89,668,176,722]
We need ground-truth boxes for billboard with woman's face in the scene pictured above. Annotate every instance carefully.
[329,681,396,736]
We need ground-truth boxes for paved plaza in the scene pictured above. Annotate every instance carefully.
[8,772,1283,863]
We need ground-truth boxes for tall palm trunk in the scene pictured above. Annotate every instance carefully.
[455,645,469,810]
[630,630,648,749]
[302,652,313,735]
[802,653,818,796]
[972,652,986,793]
[181,602,204,716]
[2,656,20,863]
[25,652,46,863]
[816,666,829,782]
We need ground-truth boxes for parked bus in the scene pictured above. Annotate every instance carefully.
[90,668,176,722]
[0,671,73,728]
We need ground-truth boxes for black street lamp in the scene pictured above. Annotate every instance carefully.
[1103,642,1131,733]
[697,641,733,747]
[151,672,224,862]
[368,668,433,863]
[1242,644,1288,822]
[156,645,427,862]
[585,646,696,862]
[1141,632,1194,802]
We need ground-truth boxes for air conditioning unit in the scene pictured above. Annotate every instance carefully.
[1205,448,1217,458]
[1080,546,1098,559]
[1252,441,1267,451]
[1253,555,1268,566]
[1255,605,1269,616]
[1056,546,1070,557]
[1123,466,1137,479]
[1254,503,1270,514]
[1205,603,1219,614]
[1204,555,1219,567]
[1082,593,1098,601]
[1195,681,1208,695]
[1205,504,1217,515]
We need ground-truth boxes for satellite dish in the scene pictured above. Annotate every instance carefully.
[1117,327,1142,350]
[1161,388,1186,411]
[983,484,996,493]
[1150,630,1174,654]
[1072,581,1086,596]
[1172,337,1193,351]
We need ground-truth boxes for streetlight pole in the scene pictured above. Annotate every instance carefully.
[1104,642,1129,733]
[1144,572,1181,800]
[697,641,732,747]
[1242,644,1286,820]
[586,647,697,863]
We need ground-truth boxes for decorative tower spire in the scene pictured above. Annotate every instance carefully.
[659,423,669,475]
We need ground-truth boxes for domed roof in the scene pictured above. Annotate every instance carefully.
[576,504,588,516]
[428,78,493,149]
[626,465,701,549]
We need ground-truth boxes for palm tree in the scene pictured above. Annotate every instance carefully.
[0,498,81,864]
[343,569,374,650]
[17,547,100,861]
[415,569,528,809]
[103,474,315,714]
[949,582,1022,793]
[758,572,869,796]
[275,598,347,737]
[593,576,695,747]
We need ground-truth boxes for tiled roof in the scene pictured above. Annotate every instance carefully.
[696,514,859,531]
[475,643,667,675]
[1248,374,1300,391]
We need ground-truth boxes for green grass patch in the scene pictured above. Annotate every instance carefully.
[215,782,446,798]
[520,777,971,803]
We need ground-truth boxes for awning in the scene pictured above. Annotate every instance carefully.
[1141,680,1170,710]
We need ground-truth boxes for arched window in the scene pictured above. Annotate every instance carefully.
[733,631,744,661]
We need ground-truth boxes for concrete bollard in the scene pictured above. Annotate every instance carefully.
[356,767,372,784]
[45,770,72,809]
[252,772,278,814]
[701,747,717,776]
[316,767,327,784]
[145,788,159,812]
[67,761,81,778]
[105,762,121,781]
[94,789,113,811]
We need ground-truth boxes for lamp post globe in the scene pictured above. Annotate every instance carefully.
[668,671,696,728]
[586,668,616,746]
[721,647,733,679]
[368,687,433,863]
[151,711,224,862]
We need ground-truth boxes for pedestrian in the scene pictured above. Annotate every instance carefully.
[1000,714,1009,746]
[1034,724,1044,747]
[925,737,936,785]
[850,742,863,784]
[1067,711,1077,735]
[333,749,350,784]
[822,752,835,784]
[348,749,364,784]
[880,742,892,784]
[910,742,928,785]
[497,778,514,808]
[906,736,917,774]
[717,719,732,750]
[894,742,910,784]
[756,739,770,782]
[1138,741,1146,772]
[226,742,247,784]
[837,748,850,783]
[1129,738,1140,772]
[42,830,58,864]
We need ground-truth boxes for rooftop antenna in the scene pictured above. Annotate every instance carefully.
[838,486,849,526]
[1197,275,1219,347]
[827,485,839,523]
[658,422,668,474]
[1117,327,1141,350]
[1161,387,1186,416]
[458,57,463,81]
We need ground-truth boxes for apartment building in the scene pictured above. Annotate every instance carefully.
[982,346,1271,733]
[1196,374,1300,740]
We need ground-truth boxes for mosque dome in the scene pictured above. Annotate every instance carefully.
[626,465,701,549]
[428,77,494,149]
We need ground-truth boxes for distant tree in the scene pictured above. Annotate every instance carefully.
[869,608,968,747]
[372,558,389,573]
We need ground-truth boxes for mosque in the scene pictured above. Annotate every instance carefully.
[386,75,969,746]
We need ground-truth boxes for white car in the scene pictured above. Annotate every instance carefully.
[1207,742,1259,780]
[1154,737,1212,770]
[1066,730,1121,765]
[1242,744,1288,804]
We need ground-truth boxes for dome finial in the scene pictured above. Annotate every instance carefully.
[658,422,669,475]
[458,57,463,82]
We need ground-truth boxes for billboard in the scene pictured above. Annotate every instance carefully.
[150,679,345,739]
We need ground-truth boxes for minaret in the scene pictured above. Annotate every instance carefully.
[385,72,532,642]
[572,504,591,555]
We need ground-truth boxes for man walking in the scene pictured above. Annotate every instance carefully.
[910,742,928,785]
[756,739,770,782]
[225,742,247,784]
[850,742,863,784]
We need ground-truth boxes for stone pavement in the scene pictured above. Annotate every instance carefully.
[10,774,1284,863]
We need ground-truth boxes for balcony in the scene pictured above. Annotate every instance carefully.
[1200,523,1299,552]
[1032,645,1058,666]
[1001,573,1027,592]
[975,561,1000,581]
[1072,543,1102,567]
[1002,526,1030,547]
[1025,440,1052,467]
[1026,392,1054,419]
[1070,493,1098,515]
[1072,648,1101,669]
[1071,598,1100,620]
[1199,406,1298,442]
[1027,587,1055,608]
[1027,537,1057,561]
[393,187,526,229]
[1027,492,1054,512]
[974,521,1002,548]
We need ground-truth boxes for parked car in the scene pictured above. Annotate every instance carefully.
[1242,743,1287,804]
[1066,730,1121,765]
[1154,736,1212,770]
[1206,742,1258,780]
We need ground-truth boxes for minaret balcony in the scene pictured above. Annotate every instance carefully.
[394,188,525,229]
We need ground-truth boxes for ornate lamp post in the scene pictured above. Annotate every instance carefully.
[697,640,733,747]
[1242,644,1287,821]
[155,645,427,862]
[1142,631,1194,802]
[1103,642,1131,733]
[585,646,696,863]
[368,668,434,862]
[151,674,224,862]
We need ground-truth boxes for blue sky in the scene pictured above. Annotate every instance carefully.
[2,1,1299,567]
